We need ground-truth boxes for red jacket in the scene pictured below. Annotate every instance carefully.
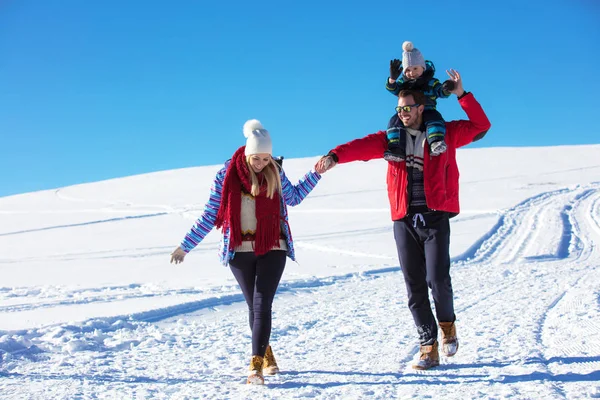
[331,93,491,220]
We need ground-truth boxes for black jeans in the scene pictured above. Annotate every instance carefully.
[393,212,455,345]
[229,250,287,356]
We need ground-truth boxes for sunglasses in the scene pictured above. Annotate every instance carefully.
[395,104,421,113]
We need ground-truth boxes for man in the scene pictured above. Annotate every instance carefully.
[315,70,491,370]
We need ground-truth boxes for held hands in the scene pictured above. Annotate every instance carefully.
[389,59,402,82]
[445,69,465,97]
[315,155,337,174]
[170,246,187,264]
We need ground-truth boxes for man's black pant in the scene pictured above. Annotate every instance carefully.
[229,250,286,357]
[393,212,455,345]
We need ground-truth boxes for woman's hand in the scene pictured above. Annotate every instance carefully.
[170,246,187,264]
[315,155,336,174]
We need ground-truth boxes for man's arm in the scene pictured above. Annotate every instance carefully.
[331,131,388,163]
[315,131,388,173]
[446,93,491,148]
[443,69,491,148]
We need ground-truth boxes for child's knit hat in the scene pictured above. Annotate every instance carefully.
[402,41,426,70]
[243,119,272,156]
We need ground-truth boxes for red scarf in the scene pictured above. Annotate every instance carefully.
[215,146,281,256]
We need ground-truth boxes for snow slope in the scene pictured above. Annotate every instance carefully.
[1,145,599,399]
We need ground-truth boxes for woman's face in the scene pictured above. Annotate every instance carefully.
[248,153,271,173]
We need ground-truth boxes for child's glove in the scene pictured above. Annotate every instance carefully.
[442,80,455,93]
[389,59,402,81]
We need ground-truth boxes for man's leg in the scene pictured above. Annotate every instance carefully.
[422,109,447,156]
[423,212,459,356]
[423,212,454,324]
[384,113,407,162]
[393,219,437,345]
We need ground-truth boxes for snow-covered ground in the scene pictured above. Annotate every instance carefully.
[1,145,599,399]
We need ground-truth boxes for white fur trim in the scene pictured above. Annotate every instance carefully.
[402,41,414,52]
[243,119,264,138]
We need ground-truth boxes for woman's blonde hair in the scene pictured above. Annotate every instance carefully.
[246,156,282,198]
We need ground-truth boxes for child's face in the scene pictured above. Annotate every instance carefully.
[404,65,425,80]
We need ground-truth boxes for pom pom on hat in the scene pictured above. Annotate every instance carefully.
[243,119,272,155]
[243,119,264,138]
[401,40,426,71]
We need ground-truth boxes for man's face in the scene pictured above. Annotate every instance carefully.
[397,95,423,129]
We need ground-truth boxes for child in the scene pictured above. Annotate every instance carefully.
[384,41,454,162]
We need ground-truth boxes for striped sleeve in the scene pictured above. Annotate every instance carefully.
[385,78,400,96]
[180,166,226,253]
[280,168,321,207]
[431,78,451,99]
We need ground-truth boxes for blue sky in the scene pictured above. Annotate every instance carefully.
[1,0,598,197]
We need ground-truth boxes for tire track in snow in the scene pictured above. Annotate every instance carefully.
[0,188,194,237]
[0,213,169,237]
[448,187,594,318]
[1,187,582,347]
[405,185,600,399]
[452,185,600,267]
[3,184,598,390]
[534,189,600,387]
[462,186,600,398]
[0,243,220,265]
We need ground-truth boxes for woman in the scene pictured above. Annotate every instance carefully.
[170,119,322,385]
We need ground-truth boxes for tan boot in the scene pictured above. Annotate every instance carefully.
[439,321,459,357]
[263,345,280,375]
[247,355,264,385]
[412,341,440,370]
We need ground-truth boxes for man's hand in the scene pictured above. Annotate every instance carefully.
[445,69,465,97]
[389,59,402,82]
[170,246,187,264]
[315,155,337,174]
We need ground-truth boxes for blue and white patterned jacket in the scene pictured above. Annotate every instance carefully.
[385,60,451,109]
[180,161,321,265]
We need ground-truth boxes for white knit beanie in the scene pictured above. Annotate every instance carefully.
[243,119,272,156]
[402,41,426,70]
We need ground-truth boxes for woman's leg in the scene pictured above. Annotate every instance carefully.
[252,250,286,356]
[229,252,258,332]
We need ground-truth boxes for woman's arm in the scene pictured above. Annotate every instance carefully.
[280,167,321,207]
[179,166,227,253]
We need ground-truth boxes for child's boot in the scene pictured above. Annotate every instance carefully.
[262,345,280,375]
[439,321,459,357]
[430,139,447,156]
[384,127,406,162]
[247,355,264,385]
[412,341,440,370]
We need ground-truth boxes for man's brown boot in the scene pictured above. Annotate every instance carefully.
[247,355,264,385]
[412,341,440,370]
[263,345,280,375]
[439,321,459,357]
